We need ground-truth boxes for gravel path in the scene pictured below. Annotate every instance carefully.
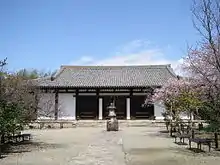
[1,126,220,165]
[69,130,125,165]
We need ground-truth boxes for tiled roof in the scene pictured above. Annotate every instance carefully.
[36,65,177,88]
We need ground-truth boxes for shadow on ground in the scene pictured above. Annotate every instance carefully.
[138,130,220,158]
[145,130,172,138]
[159,130,170,133]
[174,142,188,145]
[0,141,67,159]
[126,147,183,165]
[126,146,220,165]
[127,147,178,155]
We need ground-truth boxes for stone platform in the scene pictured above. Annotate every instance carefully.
[26,120,207,129]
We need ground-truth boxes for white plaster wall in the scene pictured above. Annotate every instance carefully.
[37,93,55,119]
[154,103,165,120]
[179,112,190,120]
[58,93,76,120]
[154,102,192,120]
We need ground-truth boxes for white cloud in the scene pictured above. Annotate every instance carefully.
[71,40,183,75]
[118,39,151,53]
[74,56,93,64]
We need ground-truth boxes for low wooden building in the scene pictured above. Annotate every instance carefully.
[36,65,177,120]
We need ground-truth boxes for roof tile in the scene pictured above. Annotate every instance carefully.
[36,65,176,88]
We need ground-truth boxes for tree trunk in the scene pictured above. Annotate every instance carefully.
[214,132,219,149]
[189,111,193,130]
[166,121,169,131]
[0,134,5,144]
[192,129,195,139]
[170,124,173,137]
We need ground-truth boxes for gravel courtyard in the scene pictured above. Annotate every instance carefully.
[1,126,220,165]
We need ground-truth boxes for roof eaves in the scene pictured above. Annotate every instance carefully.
[51,67,66,80]
[166,64,177,77]
[38,84,161,89]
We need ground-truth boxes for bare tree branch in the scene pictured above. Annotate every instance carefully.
[184,0,220,131]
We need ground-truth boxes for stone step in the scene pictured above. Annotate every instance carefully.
[28,120,164,129]
[75,120,164,127]
[28,120,206,129]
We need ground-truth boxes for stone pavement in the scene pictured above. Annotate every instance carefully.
[1,127,220,165]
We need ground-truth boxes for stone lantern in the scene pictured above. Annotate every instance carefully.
[106,102,119,131]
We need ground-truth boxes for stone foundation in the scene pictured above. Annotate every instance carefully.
[25,120,208,129]
[27,121,77,129]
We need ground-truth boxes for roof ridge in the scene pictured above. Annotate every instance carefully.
[61,64,171,69]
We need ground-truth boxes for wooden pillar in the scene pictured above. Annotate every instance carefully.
[75,89,79,120]
[54,90,58,120]
[129,88,133,119]
[96,89,100,120]
[98,98,103,120]
[72,96,76,120]
[126,97,131,120]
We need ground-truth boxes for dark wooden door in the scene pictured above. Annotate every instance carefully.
[131,96,154,119]
[115,96,126,119]
[76,96,98,119]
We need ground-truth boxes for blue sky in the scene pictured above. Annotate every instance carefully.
[0,0,199,73]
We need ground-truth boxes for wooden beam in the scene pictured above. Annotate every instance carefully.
[133,93,148,96]
[41,86,159,94]
[99,93,129,96]
[78,93,96,96]
[129,88,133,97]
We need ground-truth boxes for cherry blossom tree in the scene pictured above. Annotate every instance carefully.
[152,78,182,121]
[150,77,202,134]
[183,0,220,132]
[145,74,200,131]
[151,78,181,132]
